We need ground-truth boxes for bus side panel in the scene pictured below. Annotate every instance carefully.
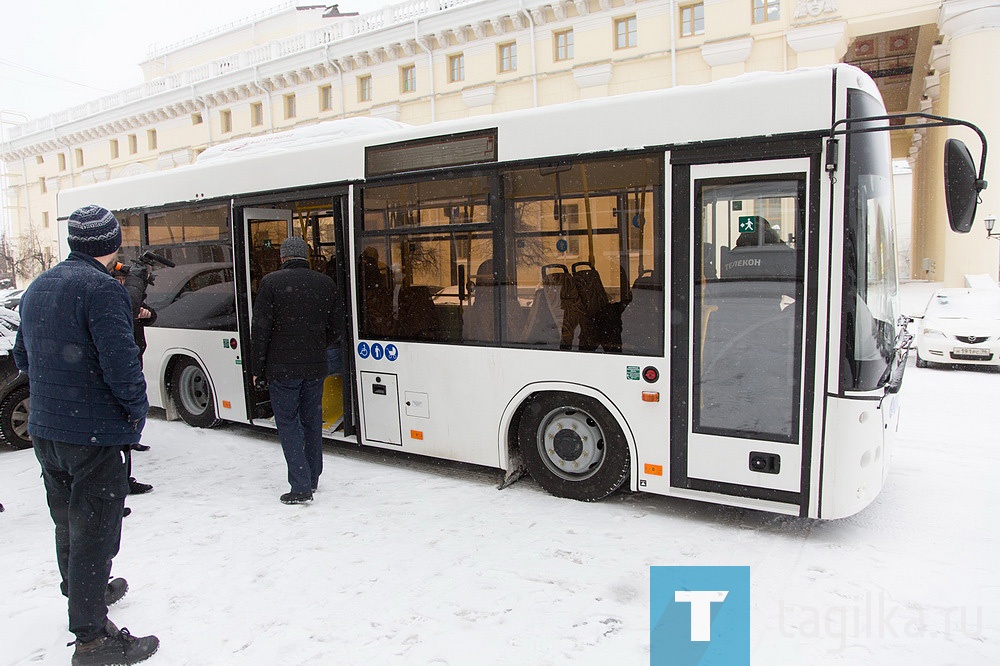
[144,329,248,422]
[818,396,888,519]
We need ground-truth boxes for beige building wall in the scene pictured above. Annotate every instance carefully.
[3,0,999,286]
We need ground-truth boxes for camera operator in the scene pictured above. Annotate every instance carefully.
[111,258,159,498]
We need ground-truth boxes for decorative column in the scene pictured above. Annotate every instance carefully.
[938,0,1000,286]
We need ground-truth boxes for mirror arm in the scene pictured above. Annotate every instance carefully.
[829,112,989,189]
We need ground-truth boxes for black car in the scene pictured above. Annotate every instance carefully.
[0,308,30,450]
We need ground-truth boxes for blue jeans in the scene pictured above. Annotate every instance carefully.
[33,437,129,643]
[268,378,325,494]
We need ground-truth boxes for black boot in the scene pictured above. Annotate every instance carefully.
[71,621,158,666]
[105,577,128,605]
[128,478,153,495]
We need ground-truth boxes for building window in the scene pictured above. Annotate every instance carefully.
[35,155,44,165]
[192,112,203,125]
[448,54,465,82]
[554,30,574,61]
[42,211,50,229]
[220,109,233,134]
[251,102,264,127]
[753,0,780,24]
[110,139,119,159]
[128,135,138,155]
[615,16,637,49]
[319,85,333,112]
[400,65,417,94]
[58,153,66,171]
[498,42,517,73]
[75,148,84,168]
[147,130,157,151]
[681,3,705,36]
[358,75,372,102]
[39,177,47,194]
[284,94,297,119]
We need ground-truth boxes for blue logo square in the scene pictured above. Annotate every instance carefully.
[650,566,750,666]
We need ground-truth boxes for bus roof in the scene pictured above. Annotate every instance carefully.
[58,64,880,216]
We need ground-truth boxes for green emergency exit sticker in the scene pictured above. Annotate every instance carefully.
[627,366,641,381]
[738,216,757,233]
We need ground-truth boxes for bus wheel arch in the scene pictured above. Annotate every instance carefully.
[513,389,632,502]
[166,355,221,428]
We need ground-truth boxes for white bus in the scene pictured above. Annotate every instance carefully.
[58,64,986,519]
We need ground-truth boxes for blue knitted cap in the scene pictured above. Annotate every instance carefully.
[67,205,122,258]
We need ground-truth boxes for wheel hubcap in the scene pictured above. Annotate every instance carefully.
[178,365,209,415]
[11,398,29,441]
[537,406,605,480]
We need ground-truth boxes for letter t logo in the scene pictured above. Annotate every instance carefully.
[674,590,729,641]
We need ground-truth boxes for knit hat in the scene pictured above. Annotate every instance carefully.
[280,236,309,260]
[67,205,122,258]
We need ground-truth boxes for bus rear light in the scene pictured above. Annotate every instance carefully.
[641,391,660,402]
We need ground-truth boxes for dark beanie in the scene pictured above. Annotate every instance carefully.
[280,236,309,260]
[67,205,122,258]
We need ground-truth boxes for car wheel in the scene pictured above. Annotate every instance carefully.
[0,384,32,450]
[517,392,630,501]
[170,358,221,428]
[915,355,928,368]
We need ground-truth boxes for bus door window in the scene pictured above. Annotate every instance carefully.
[694,177,805,442]
[359,176,493,343]
[505,155,663,354]
[144,205,236,331]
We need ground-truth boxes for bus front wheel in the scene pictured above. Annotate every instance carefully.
[170,358,221,428]
[517,392,630,501]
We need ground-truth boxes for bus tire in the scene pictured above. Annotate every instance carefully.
[170,357,221,428]
[0,384,32,450]
[517,392,630,502]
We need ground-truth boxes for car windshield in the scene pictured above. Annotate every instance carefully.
[925,290,1000,319]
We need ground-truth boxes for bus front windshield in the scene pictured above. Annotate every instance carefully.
[841,89,899,391]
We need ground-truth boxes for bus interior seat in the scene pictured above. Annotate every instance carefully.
[394,285,439,341]
[621,269,663,353]
[521,264,577,347]
[463,260,497,342]
[571,261,611,351]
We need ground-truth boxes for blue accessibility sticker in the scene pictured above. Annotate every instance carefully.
[385,344,399,361]
[371,343,384,360]
[357,342,370,358]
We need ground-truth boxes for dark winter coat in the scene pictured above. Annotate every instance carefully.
[12,252,148,446]
[251,258,341,381]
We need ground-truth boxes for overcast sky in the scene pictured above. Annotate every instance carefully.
[0,1,390,126]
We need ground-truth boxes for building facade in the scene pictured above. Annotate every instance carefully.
[2,0,998,286]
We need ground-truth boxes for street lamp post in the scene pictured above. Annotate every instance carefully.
[986,215,1000,283]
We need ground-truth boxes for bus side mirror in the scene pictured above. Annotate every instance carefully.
[944,138,986,233]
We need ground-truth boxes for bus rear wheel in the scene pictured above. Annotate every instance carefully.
[170,358,221,428]
[517,392,630,501]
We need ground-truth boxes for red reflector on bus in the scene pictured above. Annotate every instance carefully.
[641,392,660,402]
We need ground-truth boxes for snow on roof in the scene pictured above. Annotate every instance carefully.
[196,117,411,163]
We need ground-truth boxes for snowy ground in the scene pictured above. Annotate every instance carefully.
[1,358,997,664]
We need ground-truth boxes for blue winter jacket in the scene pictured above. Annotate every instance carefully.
[12,252,148,446]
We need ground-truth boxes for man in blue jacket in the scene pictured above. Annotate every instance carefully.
[14,205,159,665]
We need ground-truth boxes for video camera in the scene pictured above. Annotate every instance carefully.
[112,250,176,288]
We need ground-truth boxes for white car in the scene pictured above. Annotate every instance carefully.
[915,288,1000,369]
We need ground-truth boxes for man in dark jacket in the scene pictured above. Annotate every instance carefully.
[251,236,340,504]
[13,205,159,665]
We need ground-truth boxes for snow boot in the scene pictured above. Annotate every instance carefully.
[105,577,128,606]
[71,621,158,666]
[280,492,313,505]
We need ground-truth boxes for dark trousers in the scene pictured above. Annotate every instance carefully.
[33,437,129,643]
[269,377,325,494]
